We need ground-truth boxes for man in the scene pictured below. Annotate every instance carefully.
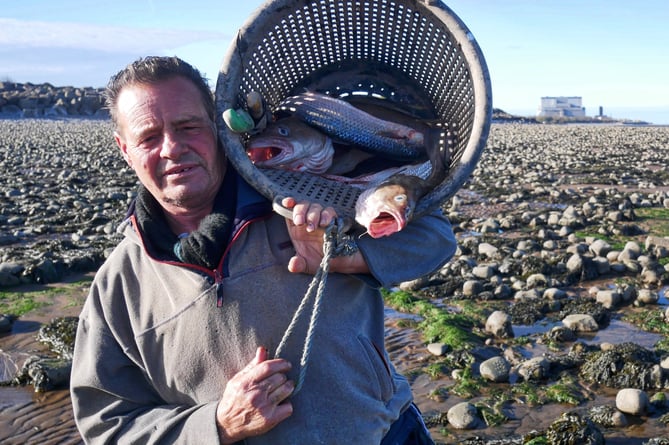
[70,56,456,444]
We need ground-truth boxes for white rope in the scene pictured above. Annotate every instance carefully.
[274,217,358,395]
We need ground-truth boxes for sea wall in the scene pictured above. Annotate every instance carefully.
[0,82,108,118]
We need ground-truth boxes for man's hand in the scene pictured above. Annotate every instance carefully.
[281,197,370,275]
[216,347,294,444]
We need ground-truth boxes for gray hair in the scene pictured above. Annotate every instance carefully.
[104,56,215,127]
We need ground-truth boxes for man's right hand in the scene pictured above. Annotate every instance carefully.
[216,346,294,443]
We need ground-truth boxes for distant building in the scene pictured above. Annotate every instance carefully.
[537,96,586,118]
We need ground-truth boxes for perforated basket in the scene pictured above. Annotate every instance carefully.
[215,0,491,223]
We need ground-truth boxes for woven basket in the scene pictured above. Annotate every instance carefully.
[215,0,491,223]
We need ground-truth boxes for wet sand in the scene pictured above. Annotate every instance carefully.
[3,297,666,444]
[0,278,88,445]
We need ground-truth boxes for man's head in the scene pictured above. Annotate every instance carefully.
[105,56,215,128]
[108,56,225,225]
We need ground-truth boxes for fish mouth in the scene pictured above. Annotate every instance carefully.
[246,138,293,165]
[368,211,406,238]
[246,145,283,163]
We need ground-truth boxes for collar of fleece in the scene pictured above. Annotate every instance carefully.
[133,166,238,270]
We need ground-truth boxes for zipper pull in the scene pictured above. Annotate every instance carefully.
[214,269,224,307]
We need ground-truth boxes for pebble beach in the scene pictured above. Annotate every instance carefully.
[1,118,669,444]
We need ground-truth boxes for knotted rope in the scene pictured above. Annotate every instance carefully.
[274,217,358,395]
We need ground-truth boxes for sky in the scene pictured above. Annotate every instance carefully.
[1,0,668,124]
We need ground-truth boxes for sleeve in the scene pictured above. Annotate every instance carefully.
[354,210,457,289]
[70,287,222,445]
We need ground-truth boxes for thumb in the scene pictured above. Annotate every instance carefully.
[288,255,308,274]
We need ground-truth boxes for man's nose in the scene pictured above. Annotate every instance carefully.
[160,131,187,158]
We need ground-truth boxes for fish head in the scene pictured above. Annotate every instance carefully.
[359,183,415,238]
[246,117,333,174]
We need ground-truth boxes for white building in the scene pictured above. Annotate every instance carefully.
[538,96,586,118]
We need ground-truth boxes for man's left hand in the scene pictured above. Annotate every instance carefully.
[281,197,369,275]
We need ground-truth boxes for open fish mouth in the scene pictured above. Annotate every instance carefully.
[246,145,283,163]
[368,211,405,238]
[246,138,293,165]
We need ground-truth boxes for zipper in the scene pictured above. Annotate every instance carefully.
[214,268,224,307]
[211,214,269,308]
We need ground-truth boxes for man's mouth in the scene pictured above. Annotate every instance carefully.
[164,166,195,176]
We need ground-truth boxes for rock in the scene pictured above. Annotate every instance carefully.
[636,289,659,305]
[526,273,549,288]
[517,356,550,381]
[13,355,72,392]
[595,290,621,309]
[0,262,23,287]
[427,343,448,357]
[660,355,669,373]
[616,388,650,415]
[546,325,576,342]
[566,253,584,273]
[592,257,610,275]
[562,314,599,332]
[544,287,567,300]
[485,310,514,338]
[589,239,611,257]
[0,314,15,333]
[580,343,661,389]
[478,243,499,259]
[462,280,483,297]
[479,356,510,382]
[513,289,541,301]
[588,405,628,428]
[472,265,495,280]
[446,402,480,429]
[546,412,604,445]
[37,317,78,359]
[398,276,432,291]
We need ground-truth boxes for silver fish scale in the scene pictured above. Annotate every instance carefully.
[278,92,424,162]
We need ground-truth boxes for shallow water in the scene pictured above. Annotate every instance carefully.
[384,316,669,444]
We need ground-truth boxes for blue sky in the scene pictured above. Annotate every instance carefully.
[1,0,668,123]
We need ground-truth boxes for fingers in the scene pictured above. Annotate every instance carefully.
[281,197,336,231]
[216,347,294,442]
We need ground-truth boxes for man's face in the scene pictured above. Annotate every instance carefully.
[114,76,224,216]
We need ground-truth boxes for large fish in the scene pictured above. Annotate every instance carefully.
[277,92,426,162]
[246,117,335,174]
[353,125,456,238]
[354,174,430,239]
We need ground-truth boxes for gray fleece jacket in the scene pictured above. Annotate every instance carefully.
[70,181,456,445]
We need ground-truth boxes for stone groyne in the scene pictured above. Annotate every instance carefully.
[0,82,108,118]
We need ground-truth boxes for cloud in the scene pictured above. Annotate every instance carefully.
[0,18,229,54]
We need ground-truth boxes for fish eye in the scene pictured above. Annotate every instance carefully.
[394,194,407,203]
[278,126,290,137]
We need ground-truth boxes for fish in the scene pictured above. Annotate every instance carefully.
[246,117,335,174]
[353,123,456,238]
[354,173,430,238]
[277,91,426,162]
[248,90,457,237]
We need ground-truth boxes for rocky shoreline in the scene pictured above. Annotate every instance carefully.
[0,119,134,287]
[0,82,108,119]
[1,118,669,443]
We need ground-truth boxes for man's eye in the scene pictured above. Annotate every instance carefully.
[138,135,158,147]
[182,125,203,133]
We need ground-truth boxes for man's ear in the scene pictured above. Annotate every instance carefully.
[114,131,132,168]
